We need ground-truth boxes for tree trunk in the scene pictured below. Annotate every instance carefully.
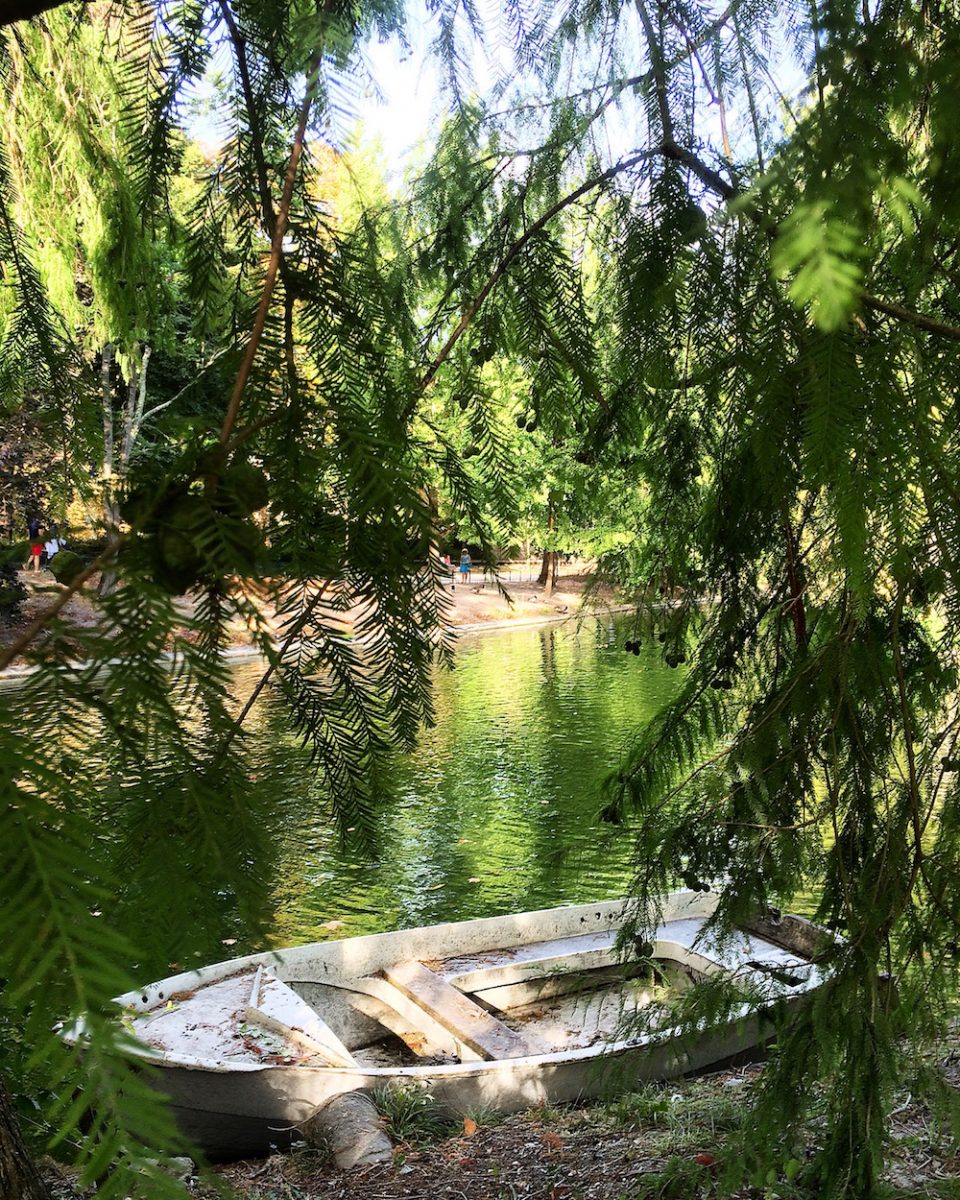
[99,344,152,598]
[782,514,808,648]
[539,550,560,596]
[98,343,118,598]
[0,1075,50,1200]
[100,342,114,506]
[537,550,550,587]
[538,501,558,594]
[300,1091,392,1170]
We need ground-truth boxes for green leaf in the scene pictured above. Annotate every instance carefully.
[772,201,864,330]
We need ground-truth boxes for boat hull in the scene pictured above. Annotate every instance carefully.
[99,895,825,1159]
[149,1011,773,1158]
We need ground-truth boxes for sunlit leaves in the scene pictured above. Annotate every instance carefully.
[772,202,864,331]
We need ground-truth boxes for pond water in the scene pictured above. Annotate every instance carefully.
[5,612,685,987]
[244,613,681,948]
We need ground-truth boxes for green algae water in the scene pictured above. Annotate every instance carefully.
[241,614,681,948]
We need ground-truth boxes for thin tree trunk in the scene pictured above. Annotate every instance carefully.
[537,551,550,587]
[100,342,114,507]
[538,549,560,595]
[99,344,118,597]
[100,344,154,598]
[0,1074,50,1200]
[783,515,808,648]
[117,346,153,475]
[538,501,556,590]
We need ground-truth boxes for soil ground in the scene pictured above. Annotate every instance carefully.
[38,1049,960,1199]
[1,561,618,673]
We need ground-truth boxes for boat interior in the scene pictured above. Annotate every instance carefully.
[125,899,820,1072]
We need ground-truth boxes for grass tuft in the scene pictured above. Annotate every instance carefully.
[372,1082,455,1146]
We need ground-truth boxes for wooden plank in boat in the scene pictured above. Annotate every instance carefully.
[441,918,809,995]
[246,967,357,1067]
[737,913,829,960]
[348,988,466,1059]
[382,960,535,1060]
[440,928,621,991]
[476,961,654,1012]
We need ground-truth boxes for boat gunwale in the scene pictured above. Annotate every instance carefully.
[125,972,821,1076]
[108,893,824,1075]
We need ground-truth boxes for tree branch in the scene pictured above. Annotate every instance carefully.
[217,0,281,242]
[218,60,319,446]
[662,142,960,343]
[416,150,654,398]
[860,293,960,343]
[635,0,675,144]
[213,582,330,762]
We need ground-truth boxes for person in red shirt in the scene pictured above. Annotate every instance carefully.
[24,527,44,572]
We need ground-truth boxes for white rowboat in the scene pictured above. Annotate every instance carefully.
[114,891,827,1158]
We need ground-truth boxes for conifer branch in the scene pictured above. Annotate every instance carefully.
[217,0,281,241]
[660,143,960,342]
[213,582,330,760]
[860,293,960,343]
[733,7,765,173]
[635,0,674,144]
[417,150,654,398]
[486,0,744,123]
[0,536,130,672]
[218,59,320,446]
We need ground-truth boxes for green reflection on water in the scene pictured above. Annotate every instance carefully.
[7,614,684,984]
[251,615,683,948]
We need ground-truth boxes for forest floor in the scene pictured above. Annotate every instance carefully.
[38,1048,960,1200]
[1,561,620,673]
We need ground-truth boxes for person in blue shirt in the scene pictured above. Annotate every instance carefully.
[459,548,472,583]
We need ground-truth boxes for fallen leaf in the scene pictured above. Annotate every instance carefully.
[550,1188,571,1200]
[541,1131,563,1152]
[468,877,481,884]
[463,1117,477,1137]
[222,938,238,946]
[456,838,468,845]
[320,920,346,932]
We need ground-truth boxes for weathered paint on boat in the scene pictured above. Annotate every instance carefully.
[109,892,826,1158]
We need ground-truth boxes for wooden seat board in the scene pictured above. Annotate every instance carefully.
[440,928,620,991]
[438,918,806,993]
[382,960,535,1060]
[247,968,356,1067]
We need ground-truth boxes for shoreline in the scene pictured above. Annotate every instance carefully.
[0,602,636,688]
